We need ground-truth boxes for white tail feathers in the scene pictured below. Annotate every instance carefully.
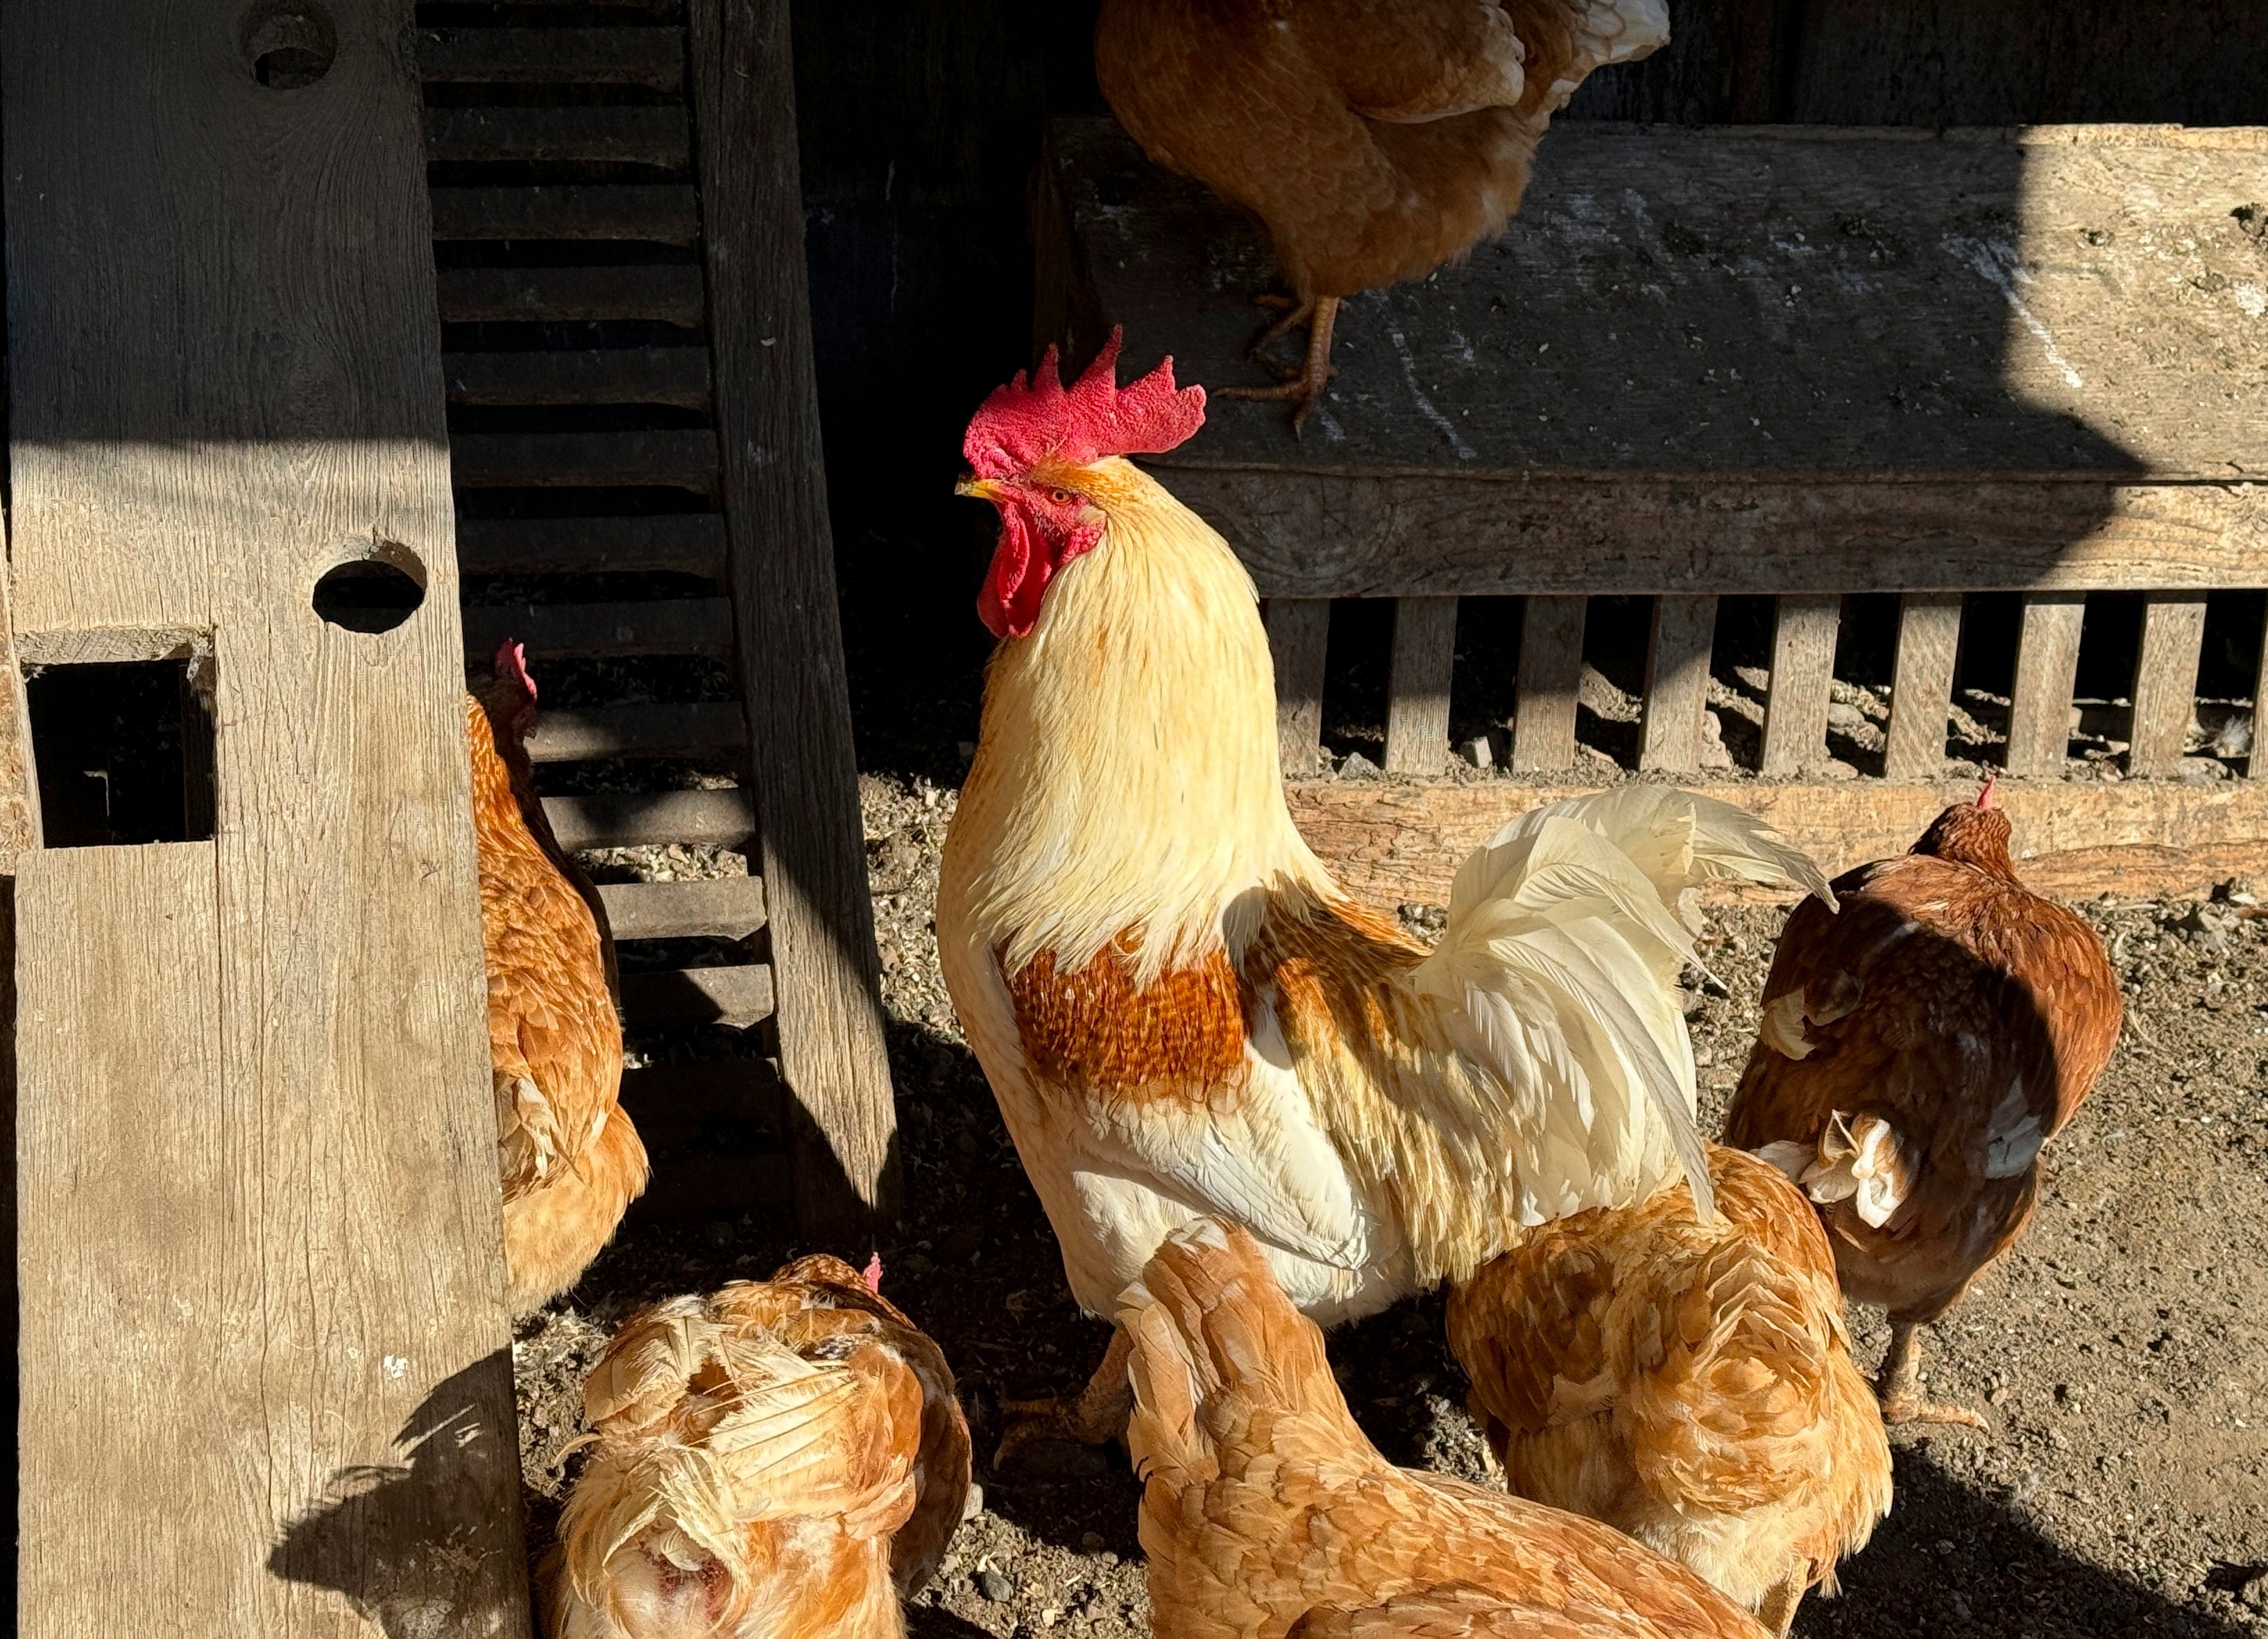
[1757,1113,1916,1230]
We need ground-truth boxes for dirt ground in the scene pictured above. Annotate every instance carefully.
[515,771,2268,1638]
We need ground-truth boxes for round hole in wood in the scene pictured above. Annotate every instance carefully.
[313,542,425,634]
[241,4,335,88]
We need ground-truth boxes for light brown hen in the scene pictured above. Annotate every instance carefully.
[470,640,647,1313]
[549,1255,971,1639]
[1123,1217,1769,1639]
[1446,1144,1891,1635]
[1093,0,1669,424]
[1723,780,2122,1428]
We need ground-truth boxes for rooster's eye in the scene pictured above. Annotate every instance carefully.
[1051,489,1074,504]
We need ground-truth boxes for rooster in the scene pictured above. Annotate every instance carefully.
[938,335,1829,1455]
[1095,0,1669,427]
[1123,1218,1770,1638]
[549,1255,971,1639]
[1725,779,2122,1427]
[470,640,647,1313]
[1446,1144,1892,1634]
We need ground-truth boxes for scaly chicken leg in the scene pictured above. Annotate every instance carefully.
[1215,294,1339,434]
[994,1327,1134,1468]
[1875,1318,1987,1430]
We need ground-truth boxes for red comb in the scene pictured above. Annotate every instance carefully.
[1977,772,1998,809]
[963,328,1205,479]
[861,1253,883,1294]
[492,639,536,704]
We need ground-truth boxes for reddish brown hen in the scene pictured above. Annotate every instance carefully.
[1723,780,2122,1427]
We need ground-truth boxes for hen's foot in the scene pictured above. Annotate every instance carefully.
[1874,1317,1986,1429]
[993,1329,1133,1470]
[1249,295,1315,361]
[1216,295,1340,434]
[1877,1389,1989,1430]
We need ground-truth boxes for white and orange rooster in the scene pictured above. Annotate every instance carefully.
[938,334,1830,1452]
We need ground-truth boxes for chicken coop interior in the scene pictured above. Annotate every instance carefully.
[2,0,2267,1635]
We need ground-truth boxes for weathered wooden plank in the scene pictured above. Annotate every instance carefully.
[2253,610,2268,780]
[545,789,757,851]
[450,430,719,490]
[598,875,767,941]
[1638,594,1718,773]
[425,105,690,166]
[1284,776,2268,911]
[525,701,749,762]
[436,264,705,326]
[1265,598,1330,778]
[2128,593,2210,778]
[1383,597,1458,776]
[462,597,735,660]
[4,0,528,1622]
[0,532,42,866]
[429,184,700,244]
[690,0,900,1239]
[418,26,684,89]
[443,346,712,409]
[2004,593,2089,776]
[1511,595,1586,773]
[1760,594,1841,776]
[622,961,776,1028]
[456,514,728,579]
[1883,592,1966,779]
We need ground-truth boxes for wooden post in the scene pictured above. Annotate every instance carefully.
[2128,592,2208,778]
[1266,598,1330,778]
[1384,597,1458,775]
[1512,595,1586,773]
[1638,595,1718,773]
[5,0,528,1627]
[1883,592,1964,780]
[2253,601,2268,778]
[688,0,900,1240]
[2005,592,2088,777]
[1760,594,1841,776]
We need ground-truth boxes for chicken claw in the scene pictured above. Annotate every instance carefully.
[1875,1319,1988,1430]
[994,1328,1134,1469]
[1217,293,1340,434]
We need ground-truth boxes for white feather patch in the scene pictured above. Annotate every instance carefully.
[1759,991,1816,1060]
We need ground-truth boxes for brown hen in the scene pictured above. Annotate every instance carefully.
[1447,1144,1891,1634]
[1094,0,1669,424]
[549,1255,971,1639]
[470,640,647,1313]
[1123,1217,1769,1639]
[1723,781,2122,1428]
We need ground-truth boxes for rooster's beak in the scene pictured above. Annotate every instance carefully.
[955,476,1003,502]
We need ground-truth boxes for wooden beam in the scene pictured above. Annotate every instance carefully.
[543,789,756,852]
[1265,598,1329,778]
[436,265,706,326]
[2253,603,2268,778]
[424,105,690,166]
[1883,592,1964,780]
[1638,595,1717,773]
[454,515,728,580]
[2005,592,2088,777]
[1760,594,1841,776]
[2129,592,2209,778]
[428,184,700,244]
[688,0,899,1241]
[1384,597,1458,775]
[1512,595,1585,773]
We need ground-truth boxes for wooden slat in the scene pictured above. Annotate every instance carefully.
[0,513,41,864]
[1265,597,1329,778]
[450,430,719,490]
[436,264,704,325]
[2005,592,2088,777]
[1760,594,1841,776]
[1882,592,1965,780]
[1383,596,1458,776]
[418,26,684,89]
[525,701,749,762]
[1510,594,1585,773]
[429,184,699,244]
[455,514,728,579]
[463,597,735,660]
[443,346,711,409]
[622,962,776,1028]
[2253,609,2268,779]
[545,789,757,850]
[2128,592,2209,778]
[425,105,690,167]
[598,875,767,941]
[1637,594,1718,773]
[692,0,900,1239]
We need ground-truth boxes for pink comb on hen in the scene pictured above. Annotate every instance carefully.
[963,327,1205,479]
[861,1253,883,1294]
[1977,772,1998,810]
[493,639,536,704]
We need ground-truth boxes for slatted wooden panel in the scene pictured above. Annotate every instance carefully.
[1639,597,1719,774]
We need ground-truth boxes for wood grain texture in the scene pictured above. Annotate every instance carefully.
[690,0,899,1240]
[1384,597,1459,776]
[2129,593,2210,778]
[1284,778,2268,911]
[2253,611,2268,780]
[2006,592,2089,777]
[0,544,42,868]
[1512,596,1586,773]
[1265,597,1330,778]
[543,789,756,851]
[427,184,700,243]
[4,0,527,1624]
[597,875,767,941]
[1883,592,1965,779]
[1639,594,1718,773]
[1760,594,1841,776]
[522,701,748,763]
